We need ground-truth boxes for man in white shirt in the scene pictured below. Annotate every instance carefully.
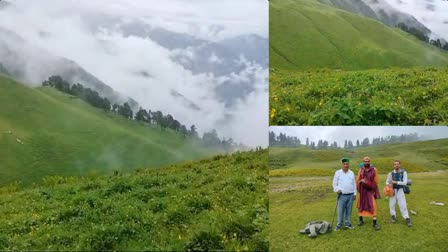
[386,160,412,227]
[332,158,357,231]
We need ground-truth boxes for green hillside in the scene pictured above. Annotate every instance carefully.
[270,0,448,70]
[0,150,268,251]
[269,138,448,176]
[0,74,215,185]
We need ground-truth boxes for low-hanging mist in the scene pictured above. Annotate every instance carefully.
[0,0,268,147]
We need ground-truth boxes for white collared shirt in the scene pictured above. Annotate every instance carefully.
[333,169,356,195]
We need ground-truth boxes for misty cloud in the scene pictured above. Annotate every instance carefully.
[0,0,268,147]
[385,0,448,41]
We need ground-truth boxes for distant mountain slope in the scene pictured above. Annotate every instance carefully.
[0,27,138,109]
[0,75,215,185]
[319,0,432,35]
[269,138,448,175]
[270,0,448,70]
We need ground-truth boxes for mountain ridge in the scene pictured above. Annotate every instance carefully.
[0,27,139,109]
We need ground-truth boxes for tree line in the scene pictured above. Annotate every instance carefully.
[269,131,421,149]
[397,23,448,51]
[42,75,241,152]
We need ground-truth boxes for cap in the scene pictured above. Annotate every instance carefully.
[341,158,350,163]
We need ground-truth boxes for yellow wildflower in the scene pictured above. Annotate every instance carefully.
[270,109,276,119]
[273,95,279,102]
[286,106,291,112]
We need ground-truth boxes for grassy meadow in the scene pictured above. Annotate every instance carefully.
[270,138,448,177]
[0,74,216,185]
[269,172,448,251]
[269,140,448,251]
[269,0,448,126]
[269,68,448,126]
[269,0,448,70]
[0,149,268,251]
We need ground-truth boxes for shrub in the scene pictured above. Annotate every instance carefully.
[184,231,224,252]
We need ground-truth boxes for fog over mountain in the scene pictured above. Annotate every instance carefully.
[319,0,447,41]
[0,0,268,147]
[383,0,448,41]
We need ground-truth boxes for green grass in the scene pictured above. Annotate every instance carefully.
[269,139,448,177]
[269,0,448,70]
[269,139,448,250]
[0,149,268,251]
[269,171,448,251]
[0,74,216,185]
[269,68,448,125]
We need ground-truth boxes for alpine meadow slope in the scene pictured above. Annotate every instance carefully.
[269,0,448,70]
[0,74,218,185]
[0,149,268,251]
[269,0,448,125]
[269,138,448,176]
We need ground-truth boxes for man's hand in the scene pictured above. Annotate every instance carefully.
[353,195,356,200]
[337,190,342,194]
[392,180,397,184]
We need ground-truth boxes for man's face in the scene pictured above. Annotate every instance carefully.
[363,159,370,168]
[394,162,400,170]
[342,162,349,170]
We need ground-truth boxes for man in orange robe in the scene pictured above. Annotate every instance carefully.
[356,157,381,230]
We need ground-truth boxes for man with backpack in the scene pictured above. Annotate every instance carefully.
[386,160,412,227]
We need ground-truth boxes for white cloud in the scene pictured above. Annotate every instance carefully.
[384,0,448,41]
[0,0,268,147]
[208,52,222,64]
[2,0,267,40]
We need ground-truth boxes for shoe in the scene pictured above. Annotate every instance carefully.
[357,220,364,226]
[345,223,355,229]
[406,218,412,227]
[335,225,342,231]
[373,223,380,230]
[391,215,397,223]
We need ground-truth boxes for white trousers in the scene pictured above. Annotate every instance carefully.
[389,188,409,219]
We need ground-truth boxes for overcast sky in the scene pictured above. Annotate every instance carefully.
[271,126,448,146]
[1,0,268,40]
[384,0,448,41]
[0,0,268,147]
